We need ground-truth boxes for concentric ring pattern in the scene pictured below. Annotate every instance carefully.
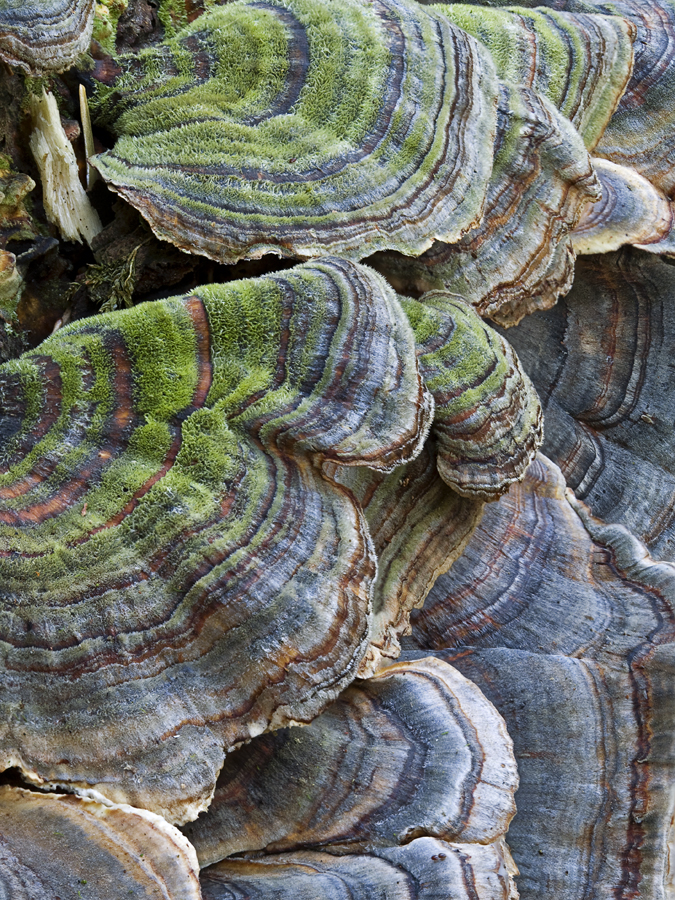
[0,257,431,825]
[89,0,500,263]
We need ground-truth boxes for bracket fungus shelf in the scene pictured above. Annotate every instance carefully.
[0,258,435,824]
[1,0,675,897]
[86,0,500,263]
[199,839,519,900]
[370,80,600,326]
[183,657,518,864]
[503,249,675,561]
[405,453,675,899]
[0,784,201,899]
[0,0,94,75]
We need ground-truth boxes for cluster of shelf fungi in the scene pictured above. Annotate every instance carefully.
[0,0,674,896]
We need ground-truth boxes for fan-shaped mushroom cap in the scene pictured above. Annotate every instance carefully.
[404,453,675,899]
[402,292,543,498]
[88,0,499,264]
[0,257,432,824]
[182,657,518,866]
[455,0,675,196]
[434,3,634,150]
[370,82,599,327]
[502,249,675,560]
[0,784,201,899]
[329,441,484,664]
[572,158,675,255]
[0,0,94,74]
[200,838,519,900]
[407,452,675,661]
[593,0,675,197]
[409,645,675,900]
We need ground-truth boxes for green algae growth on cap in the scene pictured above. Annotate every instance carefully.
[0,257,432,826]
[88,0,500,263]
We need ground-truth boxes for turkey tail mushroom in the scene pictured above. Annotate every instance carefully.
[370,81,599,327]
[0,257,433,825]
[405,453,675,900]
[593,0,675,197]
[182,657,518,865]
[402,292,543,499]
[406,453,675,660]
[407,647,675,900]
[432,3,635,150]
[0,785,201,899]
[86,0,500,263]
[328,441,485,665]
[447,0,675,197]
[200,840,519,900]
[0,0,94,74]
[572,158,675,255]
[327,287,545,663]
[501,249,675,561]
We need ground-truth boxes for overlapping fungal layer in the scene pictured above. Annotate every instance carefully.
[329,441,484,664]
[593,0,675,196]
[405,453,675,900]
[371,80,599,326]
[460,0,675,196]
[301,290,541,664]
[503,249,675,561]
[572,158,675,255]
[183,657,518,864]
[433,2,634,150]
[0,257,433,825]
[402,292,543,497]
[200,839,519,900]
[0,0,94,74]
[88,0,499,263]
[0,785,201,899]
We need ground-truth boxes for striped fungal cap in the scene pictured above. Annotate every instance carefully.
[433,2,635,150]
[402,292,543,499]
[87,0,500,263]
[450,0,675,196]
[0,257,433,825]
[330,441,484,664]
[572,157,675,255]
[370,81,600,326]
[183,657,518,865]
[504,249,675,561]
[200,839,519,900]
[0,785,201,899]
[594,0,675,196]
[0,0,94,74]
[405,453,675,900]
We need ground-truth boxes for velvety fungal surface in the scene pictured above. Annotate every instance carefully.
[330,441,484,663]
[0,257,432,825]
[456,0,675,196]
[572,157,675,255]
[0,0,94,74]
[593,0,675,196]
[405,453,675,900]
[403,292,543,498]
[183,657,517,865]
[434,2,634,150]
[200,838,519,900]
[503,249,675,561]
[88,0,500,263]
[371,80,599,327]
[0,785,201,899]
